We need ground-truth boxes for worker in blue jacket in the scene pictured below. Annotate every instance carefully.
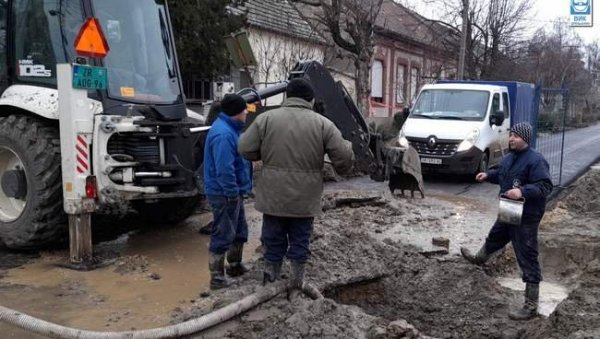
[204,94,252,289]
[461,122,553,320]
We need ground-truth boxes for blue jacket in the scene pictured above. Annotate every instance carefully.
[487,147,553,224]
[203,113,252,197]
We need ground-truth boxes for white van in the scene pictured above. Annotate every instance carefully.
[398,83,511,175]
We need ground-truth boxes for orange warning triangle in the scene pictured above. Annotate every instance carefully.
[74,17,110,58]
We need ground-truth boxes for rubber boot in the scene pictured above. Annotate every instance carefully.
[226,242,249,277]
[209,253,230,290]
[509,283,539,320]
[460,245,491,265]
[263,260,282,285]
[287,260,305,300]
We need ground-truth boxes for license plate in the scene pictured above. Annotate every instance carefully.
[420,157,442,165]
[72,64,107,90]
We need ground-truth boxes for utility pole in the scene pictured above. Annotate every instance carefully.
[457,0,468,80]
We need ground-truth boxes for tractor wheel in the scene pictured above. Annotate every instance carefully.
[132,195,201,225]
[0,115,66,249]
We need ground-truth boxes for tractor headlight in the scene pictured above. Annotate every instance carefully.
[457,128,480,152]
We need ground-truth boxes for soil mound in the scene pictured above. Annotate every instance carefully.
[558,169,600,215]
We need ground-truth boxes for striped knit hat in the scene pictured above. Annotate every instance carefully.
[510,122,532,145]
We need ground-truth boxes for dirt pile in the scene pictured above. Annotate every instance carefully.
[175,169,600,339]
[175,191,532,338]
[554,168,600,216]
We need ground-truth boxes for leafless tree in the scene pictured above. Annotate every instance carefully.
[277,37,323,79]
[249,29,323,105]
[252,33,280,86]
[521,21,598,126]
[416,0,533,80]
[585,41,600,74]
[290,0,384,113]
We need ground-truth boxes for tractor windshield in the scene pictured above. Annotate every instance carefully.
[92,0,181,104]
[12,0,181,104]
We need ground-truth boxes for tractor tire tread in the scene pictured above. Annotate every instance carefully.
[0,115,66,249]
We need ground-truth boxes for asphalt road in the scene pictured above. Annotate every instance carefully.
[537,122,600,187]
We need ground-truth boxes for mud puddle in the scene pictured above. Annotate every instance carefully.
[376,192,496,255]
[496,278,569,316]
[0,203,262,338]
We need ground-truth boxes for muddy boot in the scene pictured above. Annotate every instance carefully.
[263,260,282,285]
[509,283,539,320]
[226,242,249,277]
[287,261,305,300]
[460,246,491,265]
[209,253,230,290]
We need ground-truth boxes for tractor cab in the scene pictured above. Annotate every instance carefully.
[1,0,185,119]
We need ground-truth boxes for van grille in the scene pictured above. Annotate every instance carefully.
[408,139,459,157]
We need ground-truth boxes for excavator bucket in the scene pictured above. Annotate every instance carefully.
[385,145,425,198]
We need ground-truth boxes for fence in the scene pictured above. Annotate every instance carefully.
[534,86,569,186]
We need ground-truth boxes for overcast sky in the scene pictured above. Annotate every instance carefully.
[406,0,599,45]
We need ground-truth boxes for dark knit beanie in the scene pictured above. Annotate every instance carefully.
[220,94,247,116]
[286,78,315,102]
[511,122,532,145]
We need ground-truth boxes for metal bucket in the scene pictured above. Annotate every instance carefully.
[498,196,525,225]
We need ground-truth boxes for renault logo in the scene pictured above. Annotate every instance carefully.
[427,137,437,149]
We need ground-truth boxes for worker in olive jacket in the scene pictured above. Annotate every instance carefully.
[238,78,354,295]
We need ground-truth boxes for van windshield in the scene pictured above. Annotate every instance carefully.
[411,89,489,121]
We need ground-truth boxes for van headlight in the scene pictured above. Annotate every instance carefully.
[457,128,480,152]
[398,129,409,148]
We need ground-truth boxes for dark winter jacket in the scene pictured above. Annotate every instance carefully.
[203,113,252,197]
[487,147,553,224]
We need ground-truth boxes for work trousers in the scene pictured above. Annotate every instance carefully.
[261,214,314,263]
[207,195,248,255]
[484,220,542,284]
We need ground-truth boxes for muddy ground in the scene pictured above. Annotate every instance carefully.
[0,169,599,338]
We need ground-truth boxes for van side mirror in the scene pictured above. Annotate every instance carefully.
[402,107,410,120]
[490,110,505,126]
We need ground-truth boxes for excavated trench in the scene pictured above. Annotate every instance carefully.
[319,169,600,339]
[322,236,597,339]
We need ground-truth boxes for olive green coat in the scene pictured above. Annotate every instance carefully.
[238,97,354,217]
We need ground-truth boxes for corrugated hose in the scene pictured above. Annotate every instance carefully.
[0,281,323,339]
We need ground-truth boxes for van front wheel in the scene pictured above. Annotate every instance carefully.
[477,152,489,174]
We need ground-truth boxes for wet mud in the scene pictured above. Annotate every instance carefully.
[1,169,599,338]
[0,204,263,338]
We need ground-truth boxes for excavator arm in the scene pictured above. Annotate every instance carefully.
[240,61,424,197]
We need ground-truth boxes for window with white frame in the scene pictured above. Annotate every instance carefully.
[395,64,406,104]
[371,60,383,102]
[410,67,419,101]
